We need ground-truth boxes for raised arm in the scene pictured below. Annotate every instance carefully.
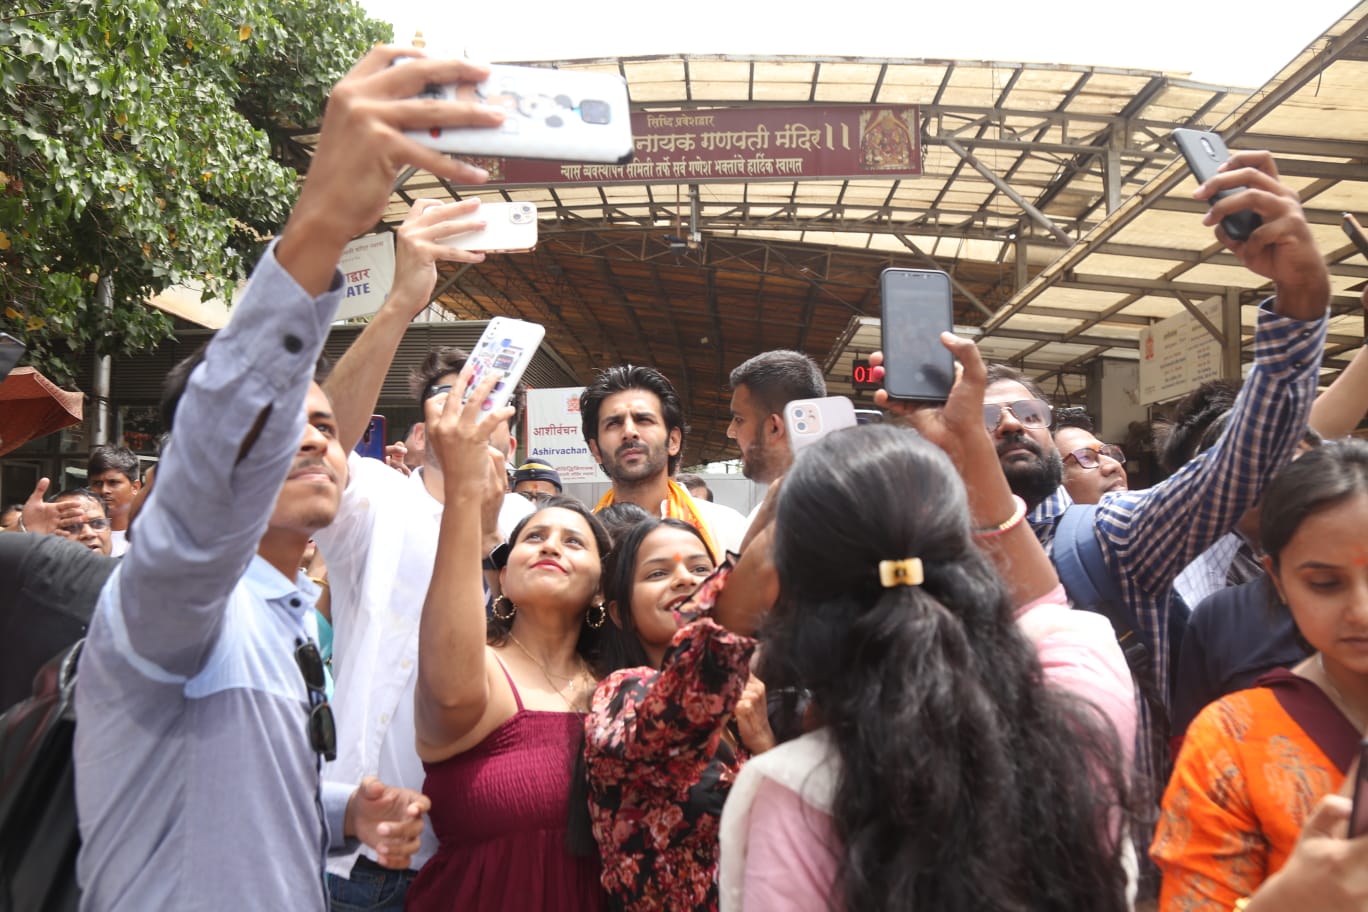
[1308,288,1368,439]
[324,198,488,451]
[114,47,506,678]
[414,369,514,762]
[874,335,1060,607]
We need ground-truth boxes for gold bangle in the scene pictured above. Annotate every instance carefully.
[307,576,329,589]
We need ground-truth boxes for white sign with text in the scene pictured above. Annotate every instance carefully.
[1138,296,1225,405]
[524,387,600,483]
[334,232,396,322]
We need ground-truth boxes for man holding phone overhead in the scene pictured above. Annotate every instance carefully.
[72,48,508,912]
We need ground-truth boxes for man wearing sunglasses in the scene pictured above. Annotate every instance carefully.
[1053,423,1128,506]
[71,48,508,911]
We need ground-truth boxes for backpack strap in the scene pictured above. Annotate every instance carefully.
[1053,504,1151,679]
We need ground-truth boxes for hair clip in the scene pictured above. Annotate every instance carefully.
[878,557,924,588]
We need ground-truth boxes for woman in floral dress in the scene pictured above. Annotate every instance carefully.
[583,516,775,912]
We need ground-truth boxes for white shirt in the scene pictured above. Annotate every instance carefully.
[692,494,749,556]
[314,453,531,876]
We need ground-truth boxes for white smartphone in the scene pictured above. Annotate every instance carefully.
[785,396,858,455]
[464,317,546,414]
[441,201,538,253]
[409,64,634,164]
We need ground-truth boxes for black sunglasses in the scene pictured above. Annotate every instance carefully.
[294,638,336,762]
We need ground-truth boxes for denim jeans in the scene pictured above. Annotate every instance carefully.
[327,857,416,912]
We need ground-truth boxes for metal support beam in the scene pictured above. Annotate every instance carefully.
[1015,234,1028,293]
[1222,288,1242,380]
[1103,128,1124,214]
[1172,289,1225,347]
[893,235,994,317]
[940,136,1073,246]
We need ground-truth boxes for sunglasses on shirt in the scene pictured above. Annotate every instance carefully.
[294,638,336,762]
[982,399,1053,432]
[1064,443,1126,469]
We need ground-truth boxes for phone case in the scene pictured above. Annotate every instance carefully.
[1343,213,1368,259]
[409,64,634,164]
[355,415,387,460]
[880,268,955,402]
[785,396,858,454]
[464,317,546,414]
[441,201,539,253]
[1171,128,1261,241]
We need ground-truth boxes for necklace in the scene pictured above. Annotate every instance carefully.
[1317,653,1367,731]
[508,632,589,712]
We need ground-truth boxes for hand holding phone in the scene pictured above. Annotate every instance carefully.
[785,396,857,455]
[1172,128,1262,242]
[406,64,634,164]
[440,201,538,253]
[880,268,955,402]
[462,317,546,415]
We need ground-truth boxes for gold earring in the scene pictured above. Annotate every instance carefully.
[492,595,516,621]
[586,602,607,629]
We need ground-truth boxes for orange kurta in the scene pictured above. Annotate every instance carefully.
[1151,686,1345,911]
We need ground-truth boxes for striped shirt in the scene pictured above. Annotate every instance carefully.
[1028,301,1327,792]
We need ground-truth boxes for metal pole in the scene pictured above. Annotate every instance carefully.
[93,274,113,446]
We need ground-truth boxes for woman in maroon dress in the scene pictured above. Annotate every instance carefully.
[407,369,609,911]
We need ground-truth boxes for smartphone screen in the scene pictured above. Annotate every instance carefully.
[355,415,387,460]
[880,268,955,402]
[1343,213,1368,260]
[1350,738,1368,838]
[1171,128,1261,242]
[0,332,25,382]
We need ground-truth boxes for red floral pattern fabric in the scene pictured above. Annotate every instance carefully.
[584,567,757,912]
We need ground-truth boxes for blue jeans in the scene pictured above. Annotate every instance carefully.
[327,857,415,912]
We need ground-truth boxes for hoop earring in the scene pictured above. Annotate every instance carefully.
[586,602,607,629]
[492,595,516,621]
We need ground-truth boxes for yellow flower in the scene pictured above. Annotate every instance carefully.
[0,230,9,250]
[238,24,253,41]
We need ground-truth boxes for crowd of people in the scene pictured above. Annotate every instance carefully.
[4,44,1368,912]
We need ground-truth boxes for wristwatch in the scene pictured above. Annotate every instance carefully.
[482,542,510,571]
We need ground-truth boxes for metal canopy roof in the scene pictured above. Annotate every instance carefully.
[288,5,1366,464]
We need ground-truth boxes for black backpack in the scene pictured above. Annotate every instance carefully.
[0,640,82,912]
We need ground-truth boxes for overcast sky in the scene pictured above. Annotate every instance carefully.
[359,0,1356,88]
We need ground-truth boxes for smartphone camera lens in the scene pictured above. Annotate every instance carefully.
[580,99,611,125]
[796,421,808,432]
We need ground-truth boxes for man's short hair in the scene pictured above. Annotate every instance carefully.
[88,444,140,482]
[409,345,523,429]
[675,472,712,501]
[984,362,1048,402]
[161,339,331,433]
[1052,407,1095,434]
[728,350,826,415]
[580,365,688,475]
[1152,380,1240,474]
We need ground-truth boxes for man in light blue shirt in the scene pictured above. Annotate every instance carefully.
[72,47,507,911]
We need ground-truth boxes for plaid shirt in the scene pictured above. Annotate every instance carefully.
[1028,301,1327,793]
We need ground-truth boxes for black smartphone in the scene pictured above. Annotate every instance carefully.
[1171,128,1261,242]
[0,332,25,382]
[1351,738,1368,838]
[1343,213,1368,260]
[354,414,387,460]
[880,268,955,402]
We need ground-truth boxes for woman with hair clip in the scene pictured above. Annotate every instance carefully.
[581,514,776,911]
[717,334,1138,912]
[1153,438,1368,911]
[405,368,609,911]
